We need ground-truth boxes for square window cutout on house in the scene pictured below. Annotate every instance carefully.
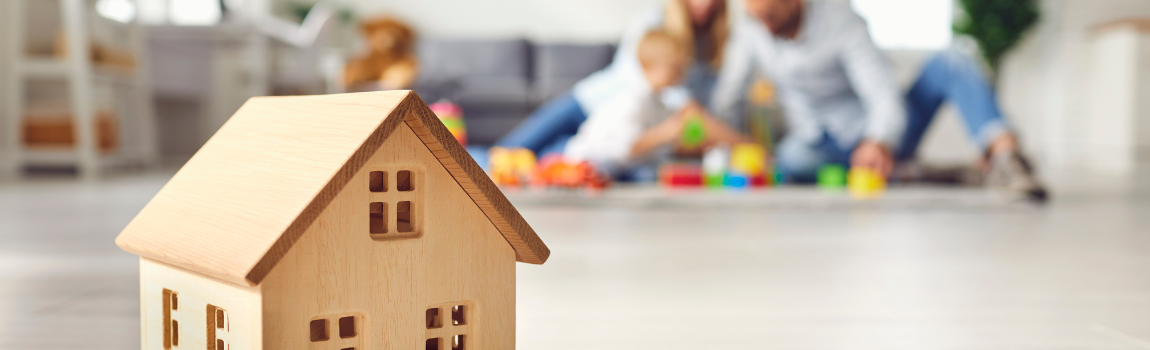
[426,307,442,329]
[370,171,387,192]
[452,334,466,350]
[397,201,412,232]
[370,202,387,234]
[310,319,329,342]
[398,170,413,191]
[426,338,441,350]
[339,316,356,338]
[451,305,466,325]
[162,289,178,349]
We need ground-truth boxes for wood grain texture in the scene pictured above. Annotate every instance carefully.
[399,96,550,265]
[115,91,548,287]
[260,123,516,350]
[141,258,262,350]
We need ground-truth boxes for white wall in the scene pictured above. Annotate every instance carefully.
[306,0,664,42]
[1082,26,1139,174]
[0,1,13,177]
[997,0,1150,178]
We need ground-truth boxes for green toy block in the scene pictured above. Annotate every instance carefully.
[817,164,847,189]
[705,173,725,188]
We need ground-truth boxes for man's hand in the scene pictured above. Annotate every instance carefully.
[851,140,893,177]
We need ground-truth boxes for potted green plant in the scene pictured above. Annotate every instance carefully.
[952,0,1040,77]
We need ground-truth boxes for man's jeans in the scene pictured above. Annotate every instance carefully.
[776,50,1011,182]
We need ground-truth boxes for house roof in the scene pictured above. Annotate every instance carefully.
[115,91,549,287]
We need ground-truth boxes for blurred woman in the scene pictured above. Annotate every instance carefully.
[495,0,732,155]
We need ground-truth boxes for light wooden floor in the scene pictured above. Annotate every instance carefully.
[2,172,1149,349]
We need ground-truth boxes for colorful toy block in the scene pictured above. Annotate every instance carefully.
[848,167,886,199]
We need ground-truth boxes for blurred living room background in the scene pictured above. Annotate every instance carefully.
[3,0,1150,349]
[1,0,1148,182]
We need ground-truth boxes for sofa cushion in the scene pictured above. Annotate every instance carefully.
[416,38,532,82]
[414,38,534,112]
[532,43,615,102]
[454,76,531,106]
[411,39,617,145]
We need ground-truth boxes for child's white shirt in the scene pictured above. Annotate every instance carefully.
[563,87,677,168]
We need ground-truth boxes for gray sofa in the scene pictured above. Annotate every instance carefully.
[413,38,615,146]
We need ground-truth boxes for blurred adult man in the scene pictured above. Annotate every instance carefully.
[714,0,1047,201]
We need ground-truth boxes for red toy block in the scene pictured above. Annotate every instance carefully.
[659,163,703,187]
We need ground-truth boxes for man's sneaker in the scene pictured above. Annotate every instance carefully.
[985,151,1048,203]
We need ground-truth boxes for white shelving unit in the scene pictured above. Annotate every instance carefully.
[3,0,158,179]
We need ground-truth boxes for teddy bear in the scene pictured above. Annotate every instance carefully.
[343,17,419,91]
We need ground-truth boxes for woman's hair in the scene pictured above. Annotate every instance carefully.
[637,29,688,69]
[662,0,730,69]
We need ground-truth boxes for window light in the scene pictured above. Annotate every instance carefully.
[851,0,953,50]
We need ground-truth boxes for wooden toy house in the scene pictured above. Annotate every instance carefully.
[115,91,550,350]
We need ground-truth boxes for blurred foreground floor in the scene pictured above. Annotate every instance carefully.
[1,172,1148,349]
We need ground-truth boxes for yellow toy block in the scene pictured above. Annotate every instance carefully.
[848,167,886,199]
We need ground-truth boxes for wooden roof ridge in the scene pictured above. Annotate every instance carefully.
[115,91,548,287]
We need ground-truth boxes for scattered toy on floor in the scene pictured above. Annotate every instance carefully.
[488,149,608,190]
[659,162,704,188]
[848,167,886,199]
[727,143,771,188]
[702,145,729,188]
[817,164,848,190]
[662,142,772,190]
[532,154,610,190]
[488,147,536,186]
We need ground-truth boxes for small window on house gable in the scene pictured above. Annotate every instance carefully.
[369,171,387,192]
[367,167,422,240]
[369,202,387,234]
[397,201,413,232]
[397,170,413,191]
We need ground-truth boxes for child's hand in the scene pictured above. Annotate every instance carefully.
[648,114,688,146]
[630,114,687,160]
[697,113,753,148]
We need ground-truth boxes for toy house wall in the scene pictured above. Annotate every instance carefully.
[140,258,263,350]
[258,120,517,350]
